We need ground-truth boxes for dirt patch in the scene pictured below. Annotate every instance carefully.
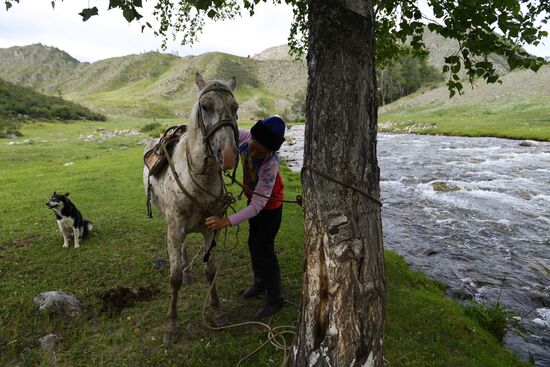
[0,235,37,250]
[98,285,160,314]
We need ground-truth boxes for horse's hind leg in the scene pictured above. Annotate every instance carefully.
[164,222,184,344]
[181,239,193,284]
[203,231,229,327]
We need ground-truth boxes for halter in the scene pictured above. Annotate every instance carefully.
[196,82,239,160]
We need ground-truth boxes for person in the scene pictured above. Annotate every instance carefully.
[205,115,286,319]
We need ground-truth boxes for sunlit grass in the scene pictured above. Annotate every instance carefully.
[0,119,527,366]
[380,96,550,141]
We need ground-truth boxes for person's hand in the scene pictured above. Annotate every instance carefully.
[205,216,231,230]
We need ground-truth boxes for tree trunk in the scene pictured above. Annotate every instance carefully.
[289,0,385,366]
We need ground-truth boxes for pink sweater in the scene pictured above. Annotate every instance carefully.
[228,130,280,226]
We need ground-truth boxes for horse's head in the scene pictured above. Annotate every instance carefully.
[195,72,239,171]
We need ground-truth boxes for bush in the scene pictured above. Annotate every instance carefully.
[0,78,106,123]
[0,119,22,137]
[140,121,166,137]
[463,301,511,341]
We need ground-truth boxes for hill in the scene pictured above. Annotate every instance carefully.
[0,78,105,135]
[0,35,537,128]
[379,64,550,141]
[381,64,550,111]
[0,45,307,119]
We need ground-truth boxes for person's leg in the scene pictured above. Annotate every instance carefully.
[242,211,266,298]
[253,205,284,318]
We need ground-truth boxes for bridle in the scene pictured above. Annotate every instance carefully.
[195,82,239,163]
[159,82,240,217]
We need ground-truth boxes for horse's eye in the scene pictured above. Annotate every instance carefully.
[201,103,211,112]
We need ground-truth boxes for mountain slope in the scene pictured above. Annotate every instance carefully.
[0,45,307,119]
[0,77,105,134]
[381,64,550,112]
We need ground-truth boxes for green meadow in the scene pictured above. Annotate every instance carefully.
[0,119,527,366]
[379,96,550,141]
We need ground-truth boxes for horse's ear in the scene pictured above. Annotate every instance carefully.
[228,76,236,91]
[195,72,206,90]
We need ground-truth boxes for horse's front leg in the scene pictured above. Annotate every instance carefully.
[164,220,184,344]
[203,231,229,327]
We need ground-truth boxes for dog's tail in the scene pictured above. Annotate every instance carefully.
[83,220,93,238]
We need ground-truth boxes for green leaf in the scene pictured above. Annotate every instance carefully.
[122,7,142,22]
[51,1,54,10]
[108,0,123,10]
[196,0,211,10]
[79,7,99,22]
[207,9,216,18]
[5,1,12,11]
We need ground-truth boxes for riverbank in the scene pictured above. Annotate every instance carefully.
[0,119,527,366]
[379,97,550,141]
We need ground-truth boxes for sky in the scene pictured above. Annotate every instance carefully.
[0,1,294,62]
[0,1,549,63]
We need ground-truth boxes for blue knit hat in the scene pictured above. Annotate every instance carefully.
[250,115,286,151]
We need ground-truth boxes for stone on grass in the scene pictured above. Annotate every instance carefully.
[39,334,57,352]
[33,291,82,317]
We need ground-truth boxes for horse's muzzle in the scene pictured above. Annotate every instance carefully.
[219,143,238,170]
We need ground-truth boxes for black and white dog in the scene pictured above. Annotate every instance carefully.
[46,192,93,248]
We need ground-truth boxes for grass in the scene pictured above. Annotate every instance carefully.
[0,118,528,366]
[463,301,512,342]
[379,96,550,141]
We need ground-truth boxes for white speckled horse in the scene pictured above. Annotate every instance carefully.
[143,73,239,344]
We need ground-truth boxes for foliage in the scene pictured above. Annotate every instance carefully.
[463,301,512,341]
[253,96,270,119]
[0,78,106,122]
[0,118,22,136]
[290,89,306,122]
[378,51,443,106]
[5,0,546,96]
[140,120,167,137]
[374,0,549,96]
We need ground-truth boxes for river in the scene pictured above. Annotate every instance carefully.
[279,125,550,366]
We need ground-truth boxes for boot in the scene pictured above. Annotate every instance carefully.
[242,256,265,298]
[255,259,283,319]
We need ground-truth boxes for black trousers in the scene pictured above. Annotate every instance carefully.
[247,205,283,302]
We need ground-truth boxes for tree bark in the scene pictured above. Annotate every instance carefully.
[289,0,385,366]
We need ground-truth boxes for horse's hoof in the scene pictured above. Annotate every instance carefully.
[213,314,230,328]
[163,331,176,345]
[182,273,193,285]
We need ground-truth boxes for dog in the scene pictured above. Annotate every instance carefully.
[46,192,93,248]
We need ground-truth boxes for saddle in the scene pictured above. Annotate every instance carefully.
[144,125,187,177]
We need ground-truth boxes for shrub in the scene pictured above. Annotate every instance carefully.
[140,121,166,137]
[463,301,511,341]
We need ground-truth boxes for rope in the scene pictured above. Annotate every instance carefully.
[223,170,303,207]
[301,165,383,207]
[198,224,296,367]
[162,143,231,216]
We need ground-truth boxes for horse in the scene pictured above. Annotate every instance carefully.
[143,73,239,344]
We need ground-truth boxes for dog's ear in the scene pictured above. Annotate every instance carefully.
[53,191,57,195]
[64,192,70,197]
